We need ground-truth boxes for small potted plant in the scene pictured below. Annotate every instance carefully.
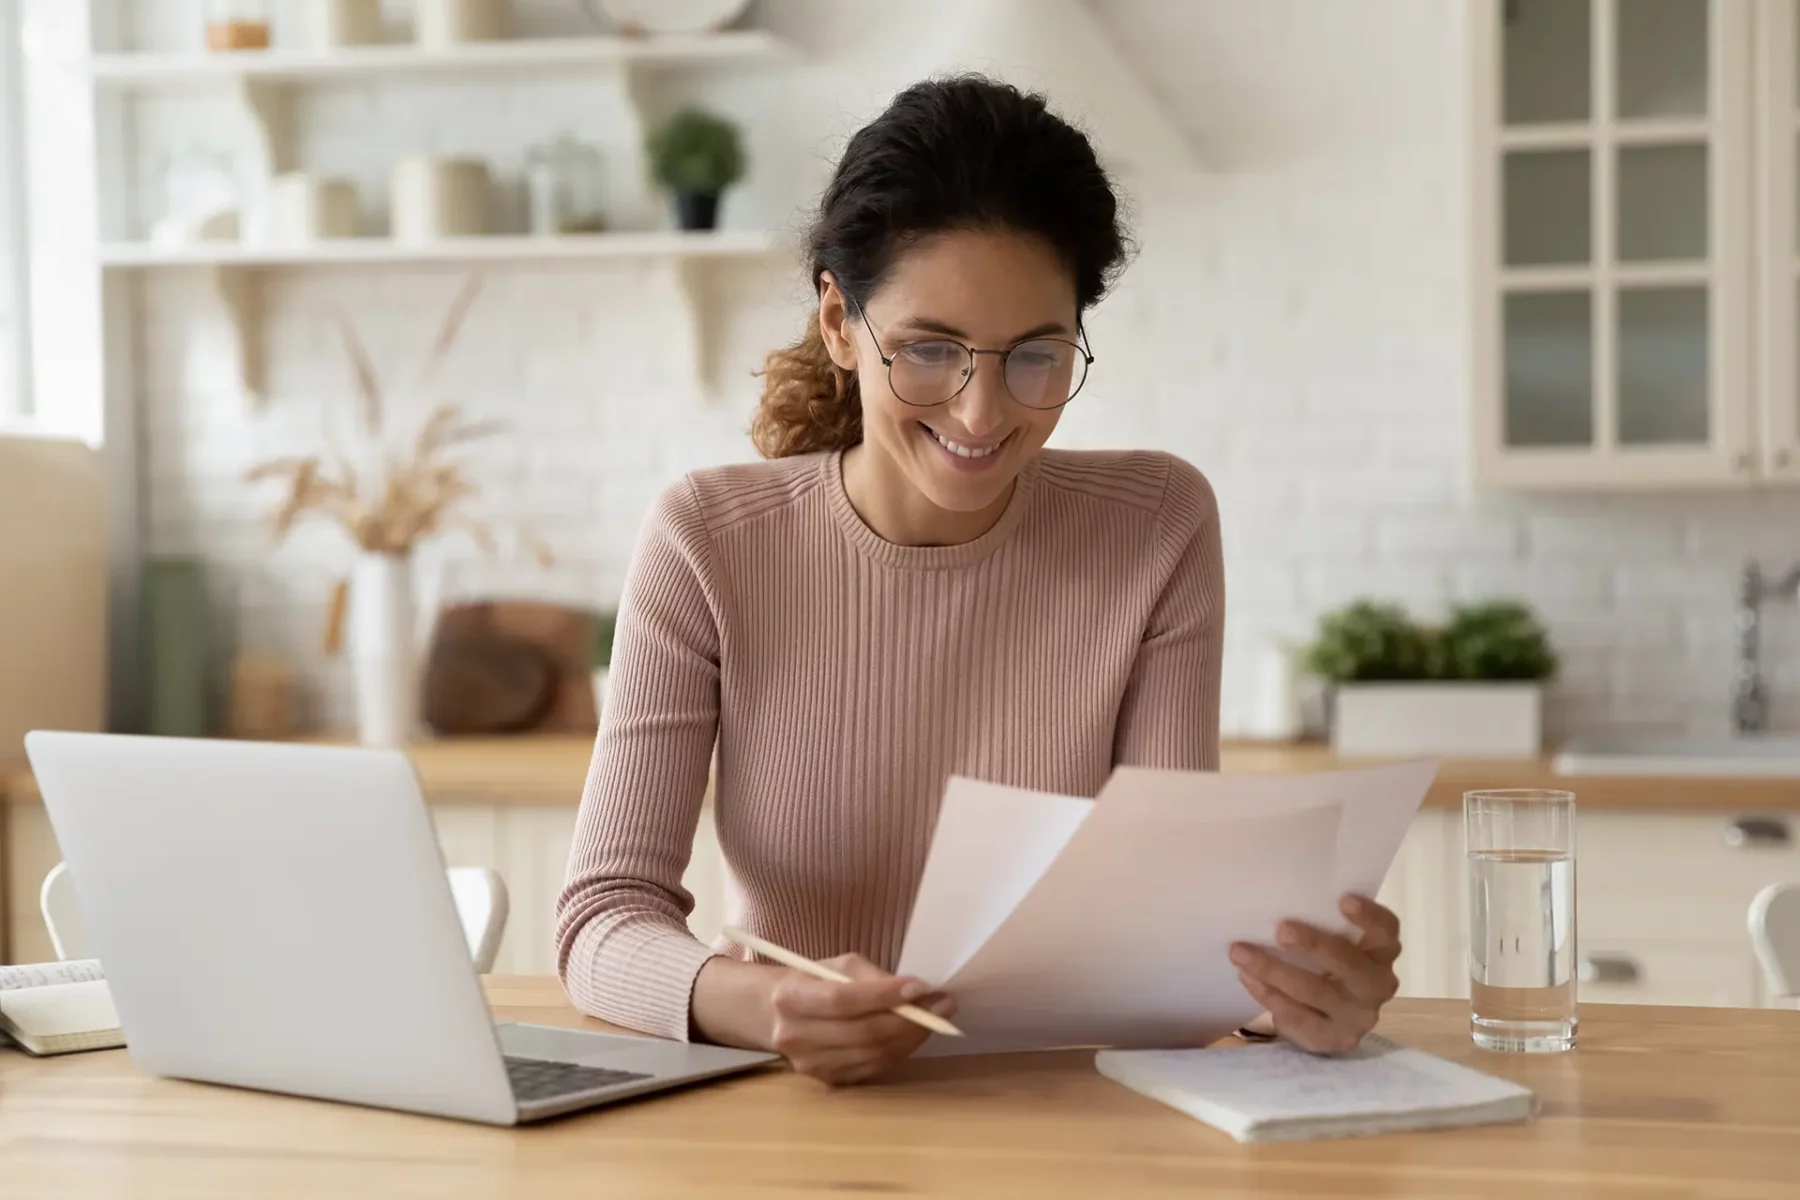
[647,106,745,232]
[1304,598,1556,758]
[590,610,616,717]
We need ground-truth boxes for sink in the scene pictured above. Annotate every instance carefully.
[1553,734,1800,778]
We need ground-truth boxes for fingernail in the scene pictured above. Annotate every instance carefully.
[1279,924,1302,947]
[1229,945,1251,967]
[899,979,928,1002]
[1344,895,1365,915]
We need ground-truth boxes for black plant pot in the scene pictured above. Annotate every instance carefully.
[673,190,721,232]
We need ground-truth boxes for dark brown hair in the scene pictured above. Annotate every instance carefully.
[750,74,1130,459]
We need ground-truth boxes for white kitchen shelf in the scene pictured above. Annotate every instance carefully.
[104,231,783,404]
[98,231,776,268]
[82,32,791,86]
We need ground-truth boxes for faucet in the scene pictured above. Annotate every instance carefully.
[1735,560,1800,735]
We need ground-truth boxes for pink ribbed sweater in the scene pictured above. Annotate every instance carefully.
[555,447,1224,1040]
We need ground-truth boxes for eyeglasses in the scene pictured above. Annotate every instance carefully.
[853,303,1094,410]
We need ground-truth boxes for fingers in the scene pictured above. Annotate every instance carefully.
[1268,922,1400,1007]
[1341,894,1402,952]
[1238,971,1360,1055]
[774,957,930,1022]
[764,954,955,1086]
[1230,941,1350,1013]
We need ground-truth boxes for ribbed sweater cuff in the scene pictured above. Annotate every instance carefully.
[569,920,720,1042]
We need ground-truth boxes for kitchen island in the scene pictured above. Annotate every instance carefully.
[2,978,1797,1198]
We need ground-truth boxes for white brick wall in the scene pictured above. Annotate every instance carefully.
[117,0,1800,739]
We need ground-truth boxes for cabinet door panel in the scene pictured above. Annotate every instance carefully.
[1473,0,1755,488]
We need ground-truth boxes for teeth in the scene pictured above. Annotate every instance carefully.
[928,428,1000,459]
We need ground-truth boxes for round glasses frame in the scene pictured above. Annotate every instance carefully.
[853,302,1095,411]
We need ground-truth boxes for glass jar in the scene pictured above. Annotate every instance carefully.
[205,0,271,51]
[523,133,605,236]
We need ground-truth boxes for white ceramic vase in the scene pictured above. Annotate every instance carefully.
[350,552,419,747]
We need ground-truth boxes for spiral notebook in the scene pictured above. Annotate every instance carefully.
[1095,1034,1537,1143]
[0,959,123,1056]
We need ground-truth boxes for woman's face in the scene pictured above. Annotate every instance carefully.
[820,228,1081,516]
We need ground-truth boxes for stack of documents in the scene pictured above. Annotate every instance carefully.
[895,761,1439,1055]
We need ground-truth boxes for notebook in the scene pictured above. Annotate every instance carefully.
[1095,1033,1537,1143]
[0,959,124,1056]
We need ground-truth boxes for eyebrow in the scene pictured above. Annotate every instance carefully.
[895,316,1072,342]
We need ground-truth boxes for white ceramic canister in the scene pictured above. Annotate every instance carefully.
[267,173,361,242]
[299,0,384,49]
[390,155,490,241]
[415,0,509,45]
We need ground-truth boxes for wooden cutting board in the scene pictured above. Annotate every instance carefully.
[422,602,598,736]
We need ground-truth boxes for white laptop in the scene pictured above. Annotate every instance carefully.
[22,731,775,1125]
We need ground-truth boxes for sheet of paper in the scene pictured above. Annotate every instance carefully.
[1103,760,1440,924]
[900,761,1439,1057]
[0,959,105,991]
[896,777,1093,987]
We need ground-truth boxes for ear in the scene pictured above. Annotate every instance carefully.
[816,273,861,372]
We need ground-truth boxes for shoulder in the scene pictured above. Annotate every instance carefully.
[647,453,832,545]
[1034,449,1217,536]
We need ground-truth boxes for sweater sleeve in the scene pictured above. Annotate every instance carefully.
[554,478,724,1040]
[1112,456,1225,772]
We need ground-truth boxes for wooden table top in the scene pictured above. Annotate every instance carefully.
[8,734,1800,812]
[3,978,1798,1198]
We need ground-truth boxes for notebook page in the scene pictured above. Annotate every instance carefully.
[1103,1035,1532,1122]
[0,960,105,991]
[0,979,119,1038]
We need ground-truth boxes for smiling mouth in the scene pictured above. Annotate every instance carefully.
[922,424,1008,460]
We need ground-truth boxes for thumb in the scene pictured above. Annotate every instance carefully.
[820,953,930,1005]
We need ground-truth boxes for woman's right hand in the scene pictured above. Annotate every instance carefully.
[765,953,956,1085]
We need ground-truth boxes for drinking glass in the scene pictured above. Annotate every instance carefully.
[1464,789,1577,1053]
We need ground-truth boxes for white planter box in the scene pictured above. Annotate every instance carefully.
[1332,683,1542,758]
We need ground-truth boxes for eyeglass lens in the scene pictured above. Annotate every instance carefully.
[888,339,1088,409]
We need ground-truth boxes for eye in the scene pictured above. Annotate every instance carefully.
[898,341,963,368]
[1010,342,1068,370]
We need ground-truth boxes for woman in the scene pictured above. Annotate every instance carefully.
[555,75,1402,1084]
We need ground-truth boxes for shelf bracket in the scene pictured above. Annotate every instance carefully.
[209,265,266,406]
[671,256,713,397]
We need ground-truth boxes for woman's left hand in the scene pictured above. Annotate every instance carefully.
[1229,894,1402,1055]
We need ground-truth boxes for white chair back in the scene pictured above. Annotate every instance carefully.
[41,861,509,974]
[1749,882,1800,999]
[446,866,510,974]
[39,861,88,962]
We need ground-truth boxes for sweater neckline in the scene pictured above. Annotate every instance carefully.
[823,447,1039,570]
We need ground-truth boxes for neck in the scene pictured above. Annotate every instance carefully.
[840,442,1014,547]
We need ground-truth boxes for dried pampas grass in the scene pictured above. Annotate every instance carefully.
[245,275,552,567]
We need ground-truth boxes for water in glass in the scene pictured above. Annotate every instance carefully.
[1468,847,1577,1052]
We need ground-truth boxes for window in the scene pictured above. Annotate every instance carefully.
[0,0,31,427]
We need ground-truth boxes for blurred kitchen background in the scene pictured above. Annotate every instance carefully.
[2,0,1798,999]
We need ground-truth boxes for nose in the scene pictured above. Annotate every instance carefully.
[947,355,1009,439]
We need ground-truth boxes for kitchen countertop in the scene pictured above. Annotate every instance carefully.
[4,735,1799,812]
[5,980,1799,1197]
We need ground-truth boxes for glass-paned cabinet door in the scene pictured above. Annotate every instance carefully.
[1757,0,1800,482]
[1473,0,1753,488]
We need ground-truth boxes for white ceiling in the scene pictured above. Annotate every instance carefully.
[1094,0,1463,167]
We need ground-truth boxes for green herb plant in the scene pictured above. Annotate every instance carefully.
[647,107,746,196]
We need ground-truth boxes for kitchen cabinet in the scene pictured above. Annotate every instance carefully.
[1468,0,1800,489]
[1392,806,1799,1009]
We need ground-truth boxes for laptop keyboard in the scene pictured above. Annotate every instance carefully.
[504,1055,652,1102]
